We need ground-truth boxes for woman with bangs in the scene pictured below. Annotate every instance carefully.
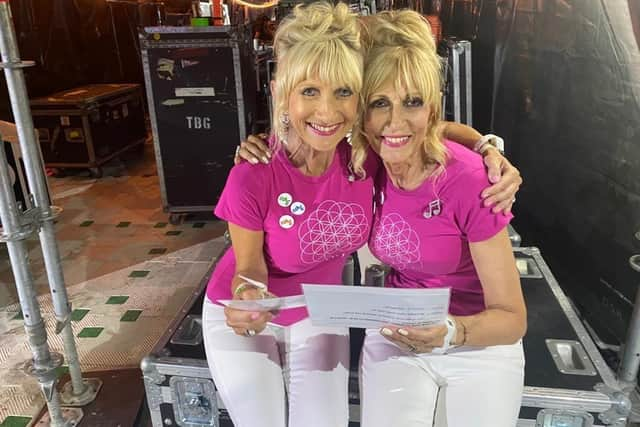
[353,11,526,427]
[203,3,370,426]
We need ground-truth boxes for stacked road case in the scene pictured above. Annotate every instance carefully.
[140,26,256,224]
[30,84,147,177]
[141,246,626,426]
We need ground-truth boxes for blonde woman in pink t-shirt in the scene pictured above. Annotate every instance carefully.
[351,10,527,427]
[203,4,371,426]
[224,4,523,427]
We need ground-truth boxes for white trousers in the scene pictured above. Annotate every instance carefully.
[360,329,525,427]
[202,299,350,427]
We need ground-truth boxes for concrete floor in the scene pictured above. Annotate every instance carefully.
[0,141,227,426]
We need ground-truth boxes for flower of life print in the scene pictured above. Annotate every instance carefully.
[371,213,421,270]
[298,200,369,263]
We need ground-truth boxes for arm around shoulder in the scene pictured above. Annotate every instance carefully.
[441,121,482,149]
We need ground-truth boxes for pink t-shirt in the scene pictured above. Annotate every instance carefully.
[369,140,512,316]
[207,140,375,325]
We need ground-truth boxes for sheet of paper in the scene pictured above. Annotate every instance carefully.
[217,294,306,311]
[302,284,450,328]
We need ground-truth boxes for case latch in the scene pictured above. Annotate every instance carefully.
[170,376,218,427]
[535,408,594,426]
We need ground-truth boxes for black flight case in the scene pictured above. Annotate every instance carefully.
[139,26,256,225]
[30,83,147,177]
[141,246,624,427]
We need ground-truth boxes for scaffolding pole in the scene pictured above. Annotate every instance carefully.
[619,235,640,390]
[0,0,99,413]
[0,120,68,426]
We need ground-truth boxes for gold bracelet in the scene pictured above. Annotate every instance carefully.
[233,282,265,297]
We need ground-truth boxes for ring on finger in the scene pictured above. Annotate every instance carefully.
[234,145,241,158]
[244,329,256,337]
[407,343,418,353]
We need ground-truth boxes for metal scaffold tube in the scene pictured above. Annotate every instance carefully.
[0,0,100,410]
[0,133,67,426]
[619,234,640,390]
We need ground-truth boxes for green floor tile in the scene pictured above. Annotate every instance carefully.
[79,220,94,227]
[154,222,168,228]
[77,327,104,338]
[166,230,182,236]
[121,309,142,322]
[116,221,131,228]
[0,416,32,427]
[12,310,23,320]
[106,295,129,305]
[70,309,90,322]
[148,247,167,255]
[129,270,149,278]
[192,222,205,228]
[54,365,69,379]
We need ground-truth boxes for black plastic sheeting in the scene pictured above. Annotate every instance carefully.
[446,0,640,344]
[0,0,165,120]
[8,1,122,94]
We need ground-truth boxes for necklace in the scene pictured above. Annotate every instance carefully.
[386,160,437,191]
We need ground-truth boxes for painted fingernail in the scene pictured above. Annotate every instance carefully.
[262,156,269,164]
[381,328,393,336]
[398,329,409,336]
[250,158,258,165]
[250,312,260,320]
[481,192,488,198]
[484,199,492,207]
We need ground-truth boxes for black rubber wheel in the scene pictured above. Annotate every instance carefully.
[169,213,183,225]
[89,167,103,178]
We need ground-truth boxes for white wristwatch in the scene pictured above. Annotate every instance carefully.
[474,134,504,155]
[432,315,458,354]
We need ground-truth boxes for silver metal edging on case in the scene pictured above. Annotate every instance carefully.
[451,43,460,124]
[516,418,604,427]
[232,45,247,142]
[139,42,169,212]
[154,357,212,379]
[522,386,612,413]
[463,40,472,126]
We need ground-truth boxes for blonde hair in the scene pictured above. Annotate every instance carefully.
[271,2,363,150]
[352,10,446,178]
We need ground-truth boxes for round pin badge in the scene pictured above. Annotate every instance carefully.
[290,201,306,216]
[279,215,295,229]
[277,192,293,207]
